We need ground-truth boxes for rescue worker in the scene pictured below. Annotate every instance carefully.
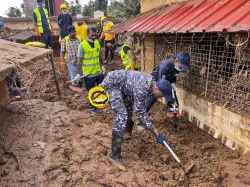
[75,14,88,41]
[0,22,5,39]
[32,0,55,48]
[99,17,115,64]
[58,3,72,39]
[99,70,174,170]
[5,69,30,102]
[60,26,82,92]
[147,52,191,112]
[112,43,139,70]
[75,27,106,114]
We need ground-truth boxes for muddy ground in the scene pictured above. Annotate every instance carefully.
[0,56,250,187]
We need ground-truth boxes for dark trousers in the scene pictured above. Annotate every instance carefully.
[41,31,53,48]
[104,40,115,60]
[84,74,104,91]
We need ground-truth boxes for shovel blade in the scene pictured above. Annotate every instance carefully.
[184,159,194,173]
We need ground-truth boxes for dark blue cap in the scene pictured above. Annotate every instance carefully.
[176,52,191,71]
[156,76,174,103]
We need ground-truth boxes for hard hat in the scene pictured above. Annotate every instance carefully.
[106,43,112,48]
[0,22,4,27]
[88,86,110,109]
[101,17,107,23]
[60,4,68,9]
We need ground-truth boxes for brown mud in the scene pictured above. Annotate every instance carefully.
[0,57,249,187]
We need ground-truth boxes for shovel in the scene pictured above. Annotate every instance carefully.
[163,139,194,173]
[66,74,91,84]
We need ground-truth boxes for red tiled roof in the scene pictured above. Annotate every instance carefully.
[112,0,250,33]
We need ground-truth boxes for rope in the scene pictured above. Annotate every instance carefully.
[226,31,250,47]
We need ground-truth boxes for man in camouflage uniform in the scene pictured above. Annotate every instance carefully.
[100,70,174,170]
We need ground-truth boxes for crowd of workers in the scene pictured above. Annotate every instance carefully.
[4,0,192,171]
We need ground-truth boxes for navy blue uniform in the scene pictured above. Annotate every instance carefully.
[147,58,180,111]
[58,13,73,39]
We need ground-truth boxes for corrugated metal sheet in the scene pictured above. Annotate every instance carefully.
[112,0,250,33]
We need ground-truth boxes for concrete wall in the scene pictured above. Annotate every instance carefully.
[140,38,155,73]
[141,0,187,13]
[0,17,97,31]
[23,0,37,17]
[177,88,250,155]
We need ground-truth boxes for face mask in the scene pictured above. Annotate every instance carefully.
[88,38,95,43]
[118,50,121,55]
[42,3,46,8]
[103,21,108,26]
[77,22,83,26]
[175,65,181,72]
[62,10,67,14]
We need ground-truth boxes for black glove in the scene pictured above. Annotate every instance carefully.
[156,133,166,145]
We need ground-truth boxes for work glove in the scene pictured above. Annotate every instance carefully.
[60,58,65,68]
[101,65,106,74]
[25,91,30,97]
[156,133,166,145]
[74,74,81,82]
[50,24,55,35]
[34,25,41,36]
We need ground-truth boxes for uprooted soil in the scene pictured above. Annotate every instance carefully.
[0,57,250,187]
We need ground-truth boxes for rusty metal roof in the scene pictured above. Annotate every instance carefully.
[112,0,250,33]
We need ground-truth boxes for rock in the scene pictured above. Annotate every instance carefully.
[161,171,174,180]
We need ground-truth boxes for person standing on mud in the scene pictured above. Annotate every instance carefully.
[112,43,139,70]
[99,70,174,170]
[147,52,191,112]
[75,27,106,114]
[75,14,88,41]
[32,0,55,49]
[58,4,72,40]
[60,26,83,92]
[99,17,115,64]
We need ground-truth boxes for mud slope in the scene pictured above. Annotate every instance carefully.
[0,57,249,187]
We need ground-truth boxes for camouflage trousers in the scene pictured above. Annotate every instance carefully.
[109,88,133,136]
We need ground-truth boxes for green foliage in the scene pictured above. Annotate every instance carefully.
[82,0,108,17]
[65,0,82,16]
[5,6,22,17]
[108,0,141,19]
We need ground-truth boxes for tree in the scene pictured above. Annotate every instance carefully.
[82,0,108,17]
[5,6,22,17]
[107,0,141,19]
[65,0,82,16]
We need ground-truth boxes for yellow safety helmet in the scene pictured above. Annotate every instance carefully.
[25,42,46,48]
[88,86,110,109]
[60,4,67,9]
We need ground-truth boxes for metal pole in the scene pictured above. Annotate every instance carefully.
[205,34,212,97]
[49,53,61,98]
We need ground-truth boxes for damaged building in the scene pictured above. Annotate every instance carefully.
[113,0,250,154]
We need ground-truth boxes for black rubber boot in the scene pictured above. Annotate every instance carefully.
[107,132,126,170]
[125,119,134,135]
